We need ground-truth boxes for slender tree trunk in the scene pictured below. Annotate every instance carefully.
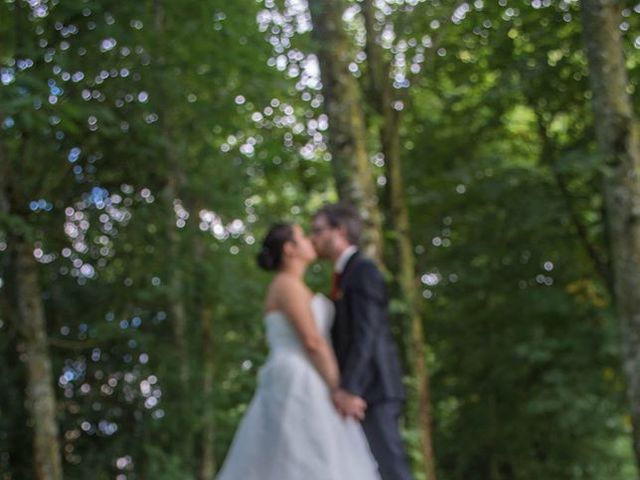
[362,3,437,479]
[153,0,189,391]
[165,184,190,389]
[152,0,193,469]
[582,0,640,473]
[161,111,193,473]
[1,126,62,480]
[193,233,216,480]
[198,304,216,480]
[387,125,436,480]
[0,130,8,216]
[14,240,63,480]
[307,0,383,261]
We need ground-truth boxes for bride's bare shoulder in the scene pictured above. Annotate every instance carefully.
[272,274,307,292]
[268,274,312,303]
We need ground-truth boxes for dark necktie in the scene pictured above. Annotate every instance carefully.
[330,271,341,301]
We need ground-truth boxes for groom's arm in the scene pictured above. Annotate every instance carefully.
[340,260,387,397]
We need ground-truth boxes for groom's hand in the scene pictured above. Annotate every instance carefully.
[332,389,367,421]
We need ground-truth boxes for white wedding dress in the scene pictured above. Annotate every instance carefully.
[216,293,381,480]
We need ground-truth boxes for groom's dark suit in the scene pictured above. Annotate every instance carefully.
[332,250,413,480]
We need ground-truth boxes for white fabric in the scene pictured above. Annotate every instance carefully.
[216,293,380,480]
[334,246,358,274]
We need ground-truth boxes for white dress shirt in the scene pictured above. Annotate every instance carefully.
[334,246,358,274]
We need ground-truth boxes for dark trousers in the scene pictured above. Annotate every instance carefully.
[362,401,414,480]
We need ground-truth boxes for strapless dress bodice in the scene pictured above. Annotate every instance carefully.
[264,293,334,353]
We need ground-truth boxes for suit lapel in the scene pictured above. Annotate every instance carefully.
[339,250,360,289]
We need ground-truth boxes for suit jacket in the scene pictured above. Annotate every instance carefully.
[331,251,405,404]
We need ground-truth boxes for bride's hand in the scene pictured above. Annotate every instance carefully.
[332,389,367,421]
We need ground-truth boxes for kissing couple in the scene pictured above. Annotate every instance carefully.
[216,203,414,480]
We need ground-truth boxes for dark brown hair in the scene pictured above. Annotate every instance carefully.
[257,223,295,271]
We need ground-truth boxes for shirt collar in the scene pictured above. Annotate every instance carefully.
[334,246,358,274]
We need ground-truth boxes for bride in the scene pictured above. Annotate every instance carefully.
[216,223,381,480]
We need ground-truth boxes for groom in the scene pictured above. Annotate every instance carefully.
[311,203,414,480]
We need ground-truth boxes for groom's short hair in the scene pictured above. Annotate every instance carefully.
[314,203,363,246]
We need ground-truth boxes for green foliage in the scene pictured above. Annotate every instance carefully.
[1,1,639,479]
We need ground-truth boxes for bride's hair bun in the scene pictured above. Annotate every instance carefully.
[257,245,276,271]
[257,223,294,271]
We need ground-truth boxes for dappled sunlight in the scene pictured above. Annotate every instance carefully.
[1,0,640,479]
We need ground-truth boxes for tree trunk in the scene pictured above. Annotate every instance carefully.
[1,123,62,480]
[0,127,9,215]
[193,233,216,480]
[153,0,189,391]
[198,304,217,480]
[362,3,437,479]
[582,0,640,473]
[387,129,437,480]
[307,0,384,261]
[153,0,193,468]
[14,240,63,480]
[165,182,190,390]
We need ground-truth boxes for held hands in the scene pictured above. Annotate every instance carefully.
[331,388,367,421]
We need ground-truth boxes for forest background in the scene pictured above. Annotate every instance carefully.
[2,1,640,479]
